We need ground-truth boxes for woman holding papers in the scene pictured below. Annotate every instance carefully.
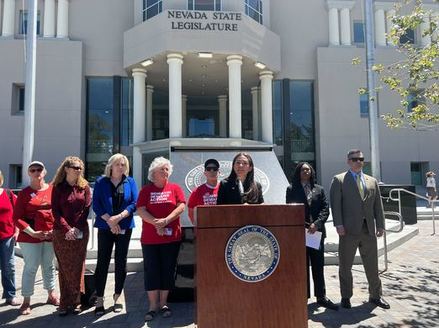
[285,162,338,311]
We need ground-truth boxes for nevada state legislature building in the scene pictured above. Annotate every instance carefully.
[1,0,438,204]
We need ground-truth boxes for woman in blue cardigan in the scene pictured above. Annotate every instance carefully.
[92,153,138,315]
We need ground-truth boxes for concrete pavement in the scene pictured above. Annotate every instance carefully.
[1,220,438,328]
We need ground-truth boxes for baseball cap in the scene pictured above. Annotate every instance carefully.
[204,158,220,169]
[28,161,45,170]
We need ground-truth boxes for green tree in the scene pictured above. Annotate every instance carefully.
[355,0,439,129]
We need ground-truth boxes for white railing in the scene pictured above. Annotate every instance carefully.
[388,188,437,235]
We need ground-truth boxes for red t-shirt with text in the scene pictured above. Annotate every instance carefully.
[137,182,186,245]
[188,183,219,222]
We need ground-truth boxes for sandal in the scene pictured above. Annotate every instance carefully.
[144,310,156,321]
[94,306,105,316]
[160,305,172,318]
[113,303,123,313]
[46,295,60,306]
[72,305,82,315]
[19,302,31,315]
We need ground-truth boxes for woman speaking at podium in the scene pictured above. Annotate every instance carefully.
[217,153,264,205]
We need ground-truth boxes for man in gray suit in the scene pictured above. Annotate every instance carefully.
[330,149,390,309]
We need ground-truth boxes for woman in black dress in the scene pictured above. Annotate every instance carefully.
[285,162,338,310]
[217,152,264,205]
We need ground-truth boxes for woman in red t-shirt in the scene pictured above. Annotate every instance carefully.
[13,161,60,315]
[0,170,19,306]
[137,157,185,322]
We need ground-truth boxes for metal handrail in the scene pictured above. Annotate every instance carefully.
[388,188,437,235]
[381,211,404,273]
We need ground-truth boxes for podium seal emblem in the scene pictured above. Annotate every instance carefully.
[225,225,280,282]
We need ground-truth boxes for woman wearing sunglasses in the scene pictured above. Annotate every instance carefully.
[13,161,60,315]
[51,156,91,316]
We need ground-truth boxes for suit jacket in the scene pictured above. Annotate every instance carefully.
[329,171,384,236]
[286,183,329,239]
[92,176,139,230]
[216,179,264,205]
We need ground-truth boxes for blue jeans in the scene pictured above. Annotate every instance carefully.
[0,236,16,299]
[20,242,56,297]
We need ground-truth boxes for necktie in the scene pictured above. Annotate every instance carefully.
[356,174,365,199]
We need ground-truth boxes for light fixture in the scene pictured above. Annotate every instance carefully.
[255,62,266,69]
[198,52,213,58]
[141,59,153,67]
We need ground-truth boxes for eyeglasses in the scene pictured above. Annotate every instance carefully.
[350,157,365,162]
[29,168,43,173]
[68,166,82,171]
[205,167,219,172]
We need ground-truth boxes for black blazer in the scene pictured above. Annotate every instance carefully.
[285,183,329,238]
[216,179,264,205]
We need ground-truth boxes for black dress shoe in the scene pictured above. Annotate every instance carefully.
[317,297,339,311]
[340,298,351,309]
[369,297,390,309]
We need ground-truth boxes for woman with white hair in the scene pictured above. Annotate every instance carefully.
[136,157,185,322]
[92,153,138,316]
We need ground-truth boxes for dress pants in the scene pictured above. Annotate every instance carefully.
[338,222,382,299]
[306,239,326,298]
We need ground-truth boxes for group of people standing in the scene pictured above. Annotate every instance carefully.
[0,148,391,323]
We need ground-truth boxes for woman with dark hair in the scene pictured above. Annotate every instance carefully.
[285,162,337,310]
[216,152,264,205]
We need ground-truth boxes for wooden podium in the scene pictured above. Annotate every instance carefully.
[195,204,307,328]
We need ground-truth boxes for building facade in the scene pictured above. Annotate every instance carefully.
[0,0,438,192]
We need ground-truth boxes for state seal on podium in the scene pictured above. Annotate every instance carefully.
[225,225,280,282]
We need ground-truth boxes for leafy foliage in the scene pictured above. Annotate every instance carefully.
[355,0,439,129]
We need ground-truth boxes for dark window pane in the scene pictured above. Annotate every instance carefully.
[354,22,365,43]
[400,29,415,44]
[19,87,25,112]
[273,80,283,145]
[360,93,369,117]
[120,78,133,146]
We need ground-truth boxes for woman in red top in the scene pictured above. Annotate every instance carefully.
[137,157,185,322]
[13,161,60,315]
[51,156,91,316]
[0,170,19,306]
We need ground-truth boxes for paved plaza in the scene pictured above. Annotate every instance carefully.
[0,219,438,328]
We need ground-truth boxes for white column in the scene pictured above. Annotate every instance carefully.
[328,8,340,46]
[167,53,183,138]
[218,95,227,137]
[56,0,69,38]
[420,14,431,47]
[227,55,242,139]
[386,9,396,45]
[375,8,386,47]
[260,71,273,144]
[182,95,187,137]
[146,85,154,141]
[132,68,147,187]
[251,87,259,140]
[340,8,351,46]
[2,0,15,37]
[0,0,2,35]
[43,0,56,37]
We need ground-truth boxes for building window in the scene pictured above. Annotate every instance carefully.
[407,89,423,112]
[19,10,41,35]
[9,165,22,188]
[400,28,415,44]
[11,84,25,115]
[86,77,133,182]
[411,162,428,186]
[353,21,365,44]
[360,93,369,118]
[188,0,221,11]
[143,0,162,21]
[245,0,263,24]
[273,80,283,145]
